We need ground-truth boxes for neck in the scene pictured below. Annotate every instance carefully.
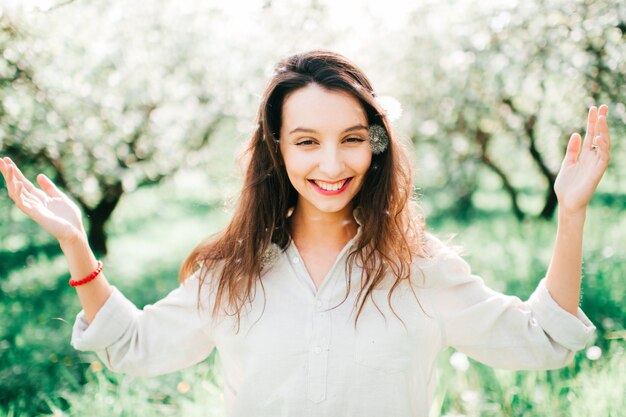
[289,203,358,251]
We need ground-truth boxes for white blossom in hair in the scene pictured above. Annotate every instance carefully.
[375,95,403,122]
[368,124,389,155]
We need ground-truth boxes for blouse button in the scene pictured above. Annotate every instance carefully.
[530,318,538,326]
[292,257,300,264]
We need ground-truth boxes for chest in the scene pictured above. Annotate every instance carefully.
[298,248,341,289]
[212,268,441,376]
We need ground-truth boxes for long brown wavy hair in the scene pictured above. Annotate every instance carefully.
[179,50,427,328]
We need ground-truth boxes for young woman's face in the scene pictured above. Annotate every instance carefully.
[279,83,372,217]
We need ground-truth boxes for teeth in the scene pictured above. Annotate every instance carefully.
[313,179,347,191]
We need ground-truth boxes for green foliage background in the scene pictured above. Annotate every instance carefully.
[0,0,624,416]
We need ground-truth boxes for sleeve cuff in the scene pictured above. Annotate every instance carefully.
[528,278,596,351]
[71,286,140,351]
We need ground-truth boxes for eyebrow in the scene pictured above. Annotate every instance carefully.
[288,124,368,135]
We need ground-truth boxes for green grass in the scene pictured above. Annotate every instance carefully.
[434,341,626,417]
[36,352,225,417]
[0,180,624,416]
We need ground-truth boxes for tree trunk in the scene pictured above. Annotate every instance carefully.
[474,128,526,221]
[87,214,109,255]
[540,186,558,219]
[481,153,526,221]
[84,181,124,256]
[453,186,476,221]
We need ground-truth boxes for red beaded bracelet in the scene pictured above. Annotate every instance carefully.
[69,260,104,287]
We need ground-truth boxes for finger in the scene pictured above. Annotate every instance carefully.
[6,164,29,202]
[15,182,48,223]
[595,114,611,153]
[582,106,597,151]
[592,148,610,185]
[13,182,30,210]
[563,133,581,165]
[36,174,64,198]
[3,158,48,201]
[0,158,8,187]
[21,191,40,211]
[5,164,18,199]
[598,104,608,118]
[593,133,611,162]
[19,181,41,203]
[5,165,31,203]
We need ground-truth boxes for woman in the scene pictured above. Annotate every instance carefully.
[0,50,610,416]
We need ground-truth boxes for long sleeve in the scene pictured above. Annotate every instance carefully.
[420,235,596,370]
[71,271,215,376]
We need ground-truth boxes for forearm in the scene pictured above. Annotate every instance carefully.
[544,207,586,316]
[60,234,113,324]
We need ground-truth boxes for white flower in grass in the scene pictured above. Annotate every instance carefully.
[177,381,191,394]
[449,351,470,371]
[89,361,103,372]
[586,345,602,361]
[461,389,480,405]
[534,387,545,404]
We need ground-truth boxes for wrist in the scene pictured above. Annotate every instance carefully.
[557,206,586,222]
[59,233,100,286]
[59,232,90,254]
[557,207,586,233]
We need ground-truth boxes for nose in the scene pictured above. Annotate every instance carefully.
[318,144,344,179]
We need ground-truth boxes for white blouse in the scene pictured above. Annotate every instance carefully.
[71,233,595,417]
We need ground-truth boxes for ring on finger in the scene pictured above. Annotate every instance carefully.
[591,136,600,152]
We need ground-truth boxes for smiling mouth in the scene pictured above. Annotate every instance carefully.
[308,177,353,193]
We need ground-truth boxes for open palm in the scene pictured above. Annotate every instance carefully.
[0,157,85,243]
[554,105,611,213]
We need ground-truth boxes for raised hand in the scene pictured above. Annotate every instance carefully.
[554,105,611,215]
[0,157,86,244]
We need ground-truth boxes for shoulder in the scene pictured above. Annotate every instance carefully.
[422,232,451,256]
[179,262,220,302]
[185,243,285,288]
[411,232,473,289]
[418,232,465,260]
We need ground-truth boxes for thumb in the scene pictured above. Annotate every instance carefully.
[563,133,581,165]
[36,174,63,198]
